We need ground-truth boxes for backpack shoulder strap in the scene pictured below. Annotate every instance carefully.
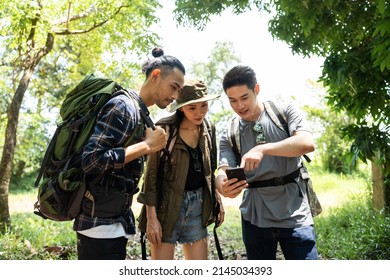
[264,100,311,163]
[160,123,177,159]
[119,89,156,147]
[121,89,155,129]
[204,118,217,170]
[204,118,224,260]
[263,100,289,135]
[228,116,241,166]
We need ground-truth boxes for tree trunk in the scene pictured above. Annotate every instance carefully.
[371,158,389,213]
[0,69,33,231]
[15,161,26,179]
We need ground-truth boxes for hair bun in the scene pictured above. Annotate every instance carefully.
[152,47,164,57]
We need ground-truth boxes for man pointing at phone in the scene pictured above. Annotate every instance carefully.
[216,65,318,260]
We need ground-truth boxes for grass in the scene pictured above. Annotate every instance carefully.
[310,169,369,211]
[315,196,390,260]
[0,214,76,260]
[1,167,389,260]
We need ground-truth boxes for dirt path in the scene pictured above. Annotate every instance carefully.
[9,190,244,215]
[128,193,243,214]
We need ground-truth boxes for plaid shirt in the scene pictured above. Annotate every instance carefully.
[73,93,143,235]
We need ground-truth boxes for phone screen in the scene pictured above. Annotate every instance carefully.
[226,167,246,181]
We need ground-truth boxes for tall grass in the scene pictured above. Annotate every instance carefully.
[0,213,76,260]
[1,168,389,260]
[315,197,390,260]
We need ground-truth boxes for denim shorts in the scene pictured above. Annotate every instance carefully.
[163,187,209,244]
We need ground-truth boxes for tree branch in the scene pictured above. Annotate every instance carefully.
[27,17,38,49]
[52,2,94,26]
[66,0,72,30]
[52,4,128,35]
[32,33,55,68]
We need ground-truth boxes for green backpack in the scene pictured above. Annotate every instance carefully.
[33,74,153,221]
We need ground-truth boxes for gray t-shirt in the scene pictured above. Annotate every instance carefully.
[219,102,313,228]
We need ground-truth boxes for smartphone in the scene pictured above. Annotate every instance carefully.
[226,167,246,181]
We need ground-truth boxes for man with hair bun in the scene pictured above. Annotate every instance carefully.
[73,48,185,260]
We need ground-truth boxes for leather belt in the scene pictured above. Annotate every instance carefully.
[248,169,300,188]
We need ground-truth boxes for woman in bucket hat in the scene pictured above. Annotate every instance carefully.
[137,78,225,259]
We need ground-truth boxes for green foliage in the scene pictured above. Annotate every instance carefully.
[315,198,390,260]
[0,0,163,183]
[0,213,77,260]
[174,0,390,179]
[304,104,356,174]
[309,165,370,213]
[9,171,39,193]
[268,0,390,176]
[0,0,160,63]
[174,0,270,30]
[0,0,160,91]
[342,124,390,176]
[188,40,241,143]
[13,112,52,176]
[189,41,240,97]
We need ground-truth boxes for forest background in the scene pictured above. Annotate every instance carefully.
[0,0,389,261]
